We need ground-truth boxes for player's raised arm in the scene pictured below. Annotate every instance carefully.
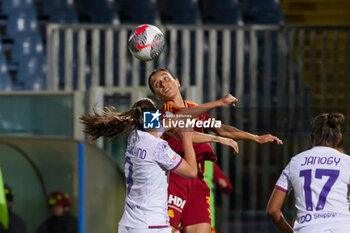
[191,132,239,154]
[165,130,239,154]
[162,94,237,133]
[175,94,237,117]
[209,124,283,145]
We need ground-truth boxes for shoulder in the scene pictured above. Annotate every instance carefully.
[184,100,198,107]
[290,148,313,162]
[155,139,169,151]
[339,152,350,164]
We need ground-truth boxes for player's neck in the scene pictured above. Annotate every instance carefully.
[165,94,186,108]
[145,129,158,138]
[313,142,336,148]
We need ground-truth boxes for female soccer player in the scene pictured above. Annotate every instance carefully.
[267,113,350,233]
[148,68,283,233]
[81,96,238,233]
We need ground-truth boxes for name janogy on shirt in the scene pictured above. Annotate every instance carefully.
[301,156,341,166]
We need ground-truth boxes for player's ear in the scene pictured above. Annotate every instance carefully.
[337,133,342,146]
[309,135,314,146]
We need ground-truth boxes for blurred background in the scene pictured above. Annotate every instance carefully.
[0,0,349,232]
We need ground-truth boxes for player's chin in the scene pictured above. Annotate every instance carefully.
[162,92,176,101]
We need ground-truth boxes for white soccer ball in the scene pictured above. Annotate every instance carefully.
[128,24,165,62]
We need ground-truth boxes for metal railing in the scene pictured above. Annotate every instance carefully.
[46,23,350,233]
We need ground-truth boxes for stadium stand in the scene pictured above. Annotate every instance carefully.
[158,0,202,25]
[0,0,288,91]
[2,0,36,14]
[117,0,161,25]
[281,0,350,25]
[78,0,119,24]
[239,0,285,25]
[0,43,12,91]
[16,54,46,90]
[11,32,44,63]
[5,9,39,37]
[281,0,349,110]
[199,0,243,25]
[39,0,78,23]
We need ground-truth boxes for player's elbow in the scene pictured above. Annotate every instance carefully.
[186,170,197,179]
[266,206,280,221]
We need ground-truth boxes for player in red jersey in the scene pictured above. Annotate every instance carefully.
[148,68,283,233]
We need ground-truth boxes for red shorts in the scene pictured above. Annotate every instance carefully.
[167,172,211,229]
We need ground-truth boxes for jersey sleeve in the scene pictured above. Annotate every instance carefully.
[213,162,233,194]
[157,127,165,138]
[275,162,292,193]
[200,112,212,121]
[154,140,183,171]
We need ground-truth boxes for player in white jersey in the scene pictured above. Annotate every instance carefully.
[267,113,350,233]
[81,95,239,233]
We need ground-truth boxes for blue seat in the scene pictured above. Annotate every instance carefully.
[11,32,44,63]
[16,55,46,90]
[49,9,78,23]
[118,0,161,24]
[78,0,119,24]
[25,70,46,90]
[158,0,202,24]
[2,0,35,14]
[80,9,120,24]
[0,37,3,52]
[42,0,75,14]
[240,0,285,24]
[83,0,116,10]
[241,0,279,11]
[6,9,39,38]
[249,9,285,25]
[199,0,243,24]
[0,53,12,91]
[39,0,78,23]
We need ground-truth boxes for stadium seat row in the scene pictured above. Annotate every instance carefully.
[0,0,284,91]
[0,0,285,25]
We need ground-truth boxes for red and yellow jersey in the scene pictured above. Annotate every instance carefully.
[161,100,217,163]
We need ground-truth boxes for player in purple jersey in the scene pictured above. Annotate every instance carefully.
[267,113,350,233]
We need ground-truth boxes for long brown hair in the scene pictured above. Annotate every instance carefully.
[80,98,157,141]
[311,112,345,146]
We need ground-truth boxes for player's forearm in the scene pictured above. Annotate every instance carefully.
[268,211,293,233]
[215,125,258,142]
[176,99,223,118]
[192,132,239,154]
[192,132,220,144]
[182,139,198,178]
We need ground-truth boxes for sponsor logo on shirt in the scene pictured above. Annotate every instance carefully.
[168,194,186,211]
[299,212,349,224]
[167,149,177,161]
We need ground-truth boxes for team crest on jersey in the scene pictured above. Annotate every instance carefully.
[167,149,177,161]
[168,209,175,218]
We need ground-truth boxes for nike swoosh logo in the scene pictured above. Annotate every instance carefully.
[136,40,161,50]
[135,25,149,35]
